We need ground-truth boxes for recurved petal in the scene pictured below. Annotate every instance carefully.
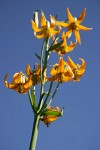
[4,74,16,89]
[50,15,56,28]
[48,116,59,122]
[50,64,59,76]
[23,79,33,90]
[57,21,70,28]
[51,28,61,36]
[65,28,72,38]
[66,8,75,23]
[63,41,77,53]
[63,71,74,82]
[62,47,73,54]
[34,31,44,39]
[76,58,86,76]
[61,32,67,46]
[12,72,23,84]
[35,65,41,75]
[73,29,81,44]
[40,12,47,27]
[41,115,59,125]
[56,106,60,112]
[67,67,74,78]
[77,24,93,31]
[26,65,31,76]
[62,31,66,39]
[76,68,85,77]
[68,56,77,70]
[33,12,39,27]
[77,8,86,23]
[31,20,42,32]
[72,58,86,82]
[79,58,86,68]
[68,41,77,50]
[58,57,65,72]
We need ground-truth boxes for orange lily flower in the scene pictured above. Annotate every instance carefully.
[53,32,77,56]
[26,64,47,85]
[31,11,61,39]
[41,106,61,126]
[57,8,92,44]
[4,67,33,94]
[68,56,86,81]
[47,57,74,83]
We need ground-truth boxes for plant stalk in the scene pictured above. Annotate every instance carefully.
[29,114,40,150]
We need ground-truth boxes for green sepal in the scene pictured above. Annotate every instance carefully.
[41,107,64,117]
[48,40,63,52]
[41,110,61,116]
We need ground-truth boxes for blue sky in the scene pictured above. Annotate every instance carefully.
[0,0,100,150]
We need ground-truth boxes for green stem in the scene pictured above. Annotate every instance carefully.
[42,81,53,109]
[47,82,60,107]
[37,40,45,112]
[43,39,49,71]
[29,114,40,150]
[40,39,45,87]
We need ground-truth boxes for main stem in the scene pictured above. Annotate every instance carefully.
[29,114,40,150]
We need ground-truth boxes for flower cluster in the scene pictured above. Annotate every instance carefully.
[4,8,92,125]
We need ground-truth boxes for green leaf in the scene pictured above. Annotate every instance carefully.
[35,53,41,61]
[48,40,63,52]
[35,53,44,64]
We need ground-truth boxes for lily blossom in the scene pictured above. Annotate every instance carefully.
[53,32,77,56]
[26,64,47,85]
[57,8,92,44]
[47,57,74,83]
[68,56,86,81]
[31,11,61,39]
[41,106,61,126]
[4,70,33,94]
